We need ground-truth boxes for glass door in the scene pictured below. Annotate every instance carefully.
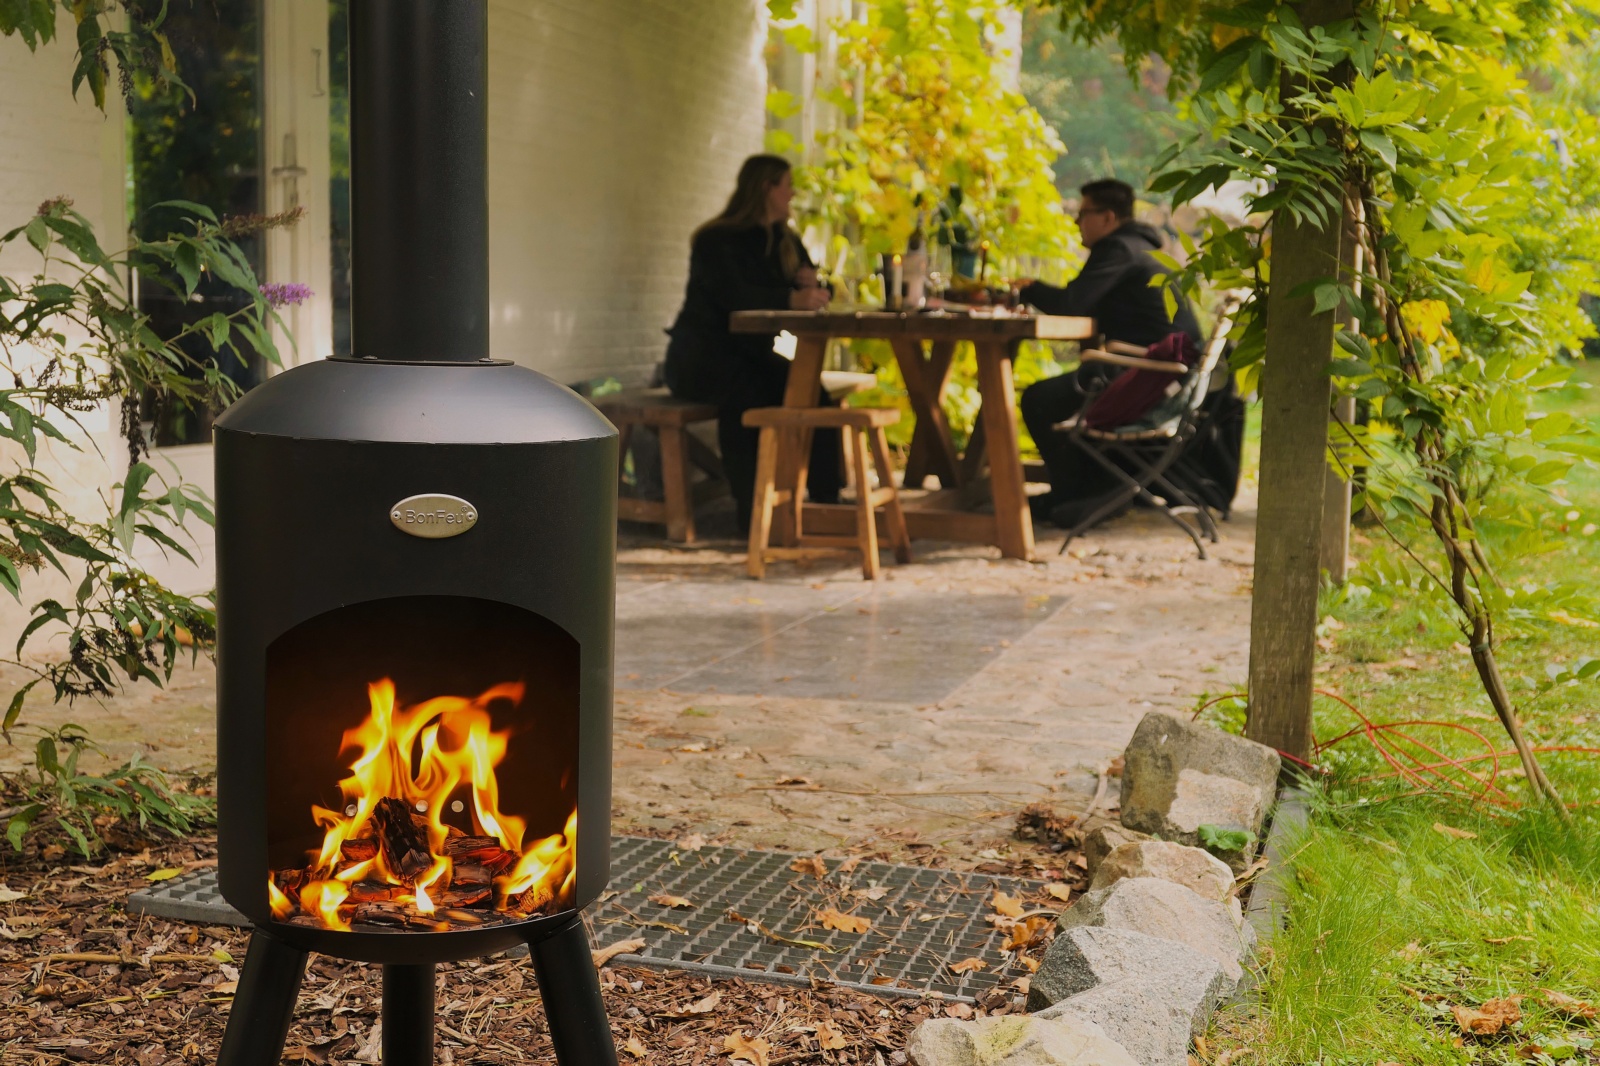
[128,0,266,446]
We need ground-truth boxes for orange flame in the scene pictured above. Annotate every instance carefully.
[269,678,575,930]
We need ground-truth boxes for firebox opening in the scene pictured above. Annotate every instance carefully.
[263,596,580,932]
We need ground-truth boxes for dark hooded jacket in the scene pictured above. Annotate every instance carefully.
[1018,221,1201,348]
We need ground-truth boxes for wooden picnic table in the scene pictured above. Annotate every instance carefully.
[730,309,1096,561]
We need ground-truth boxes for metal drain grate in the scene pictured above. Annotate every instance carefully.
[592,836,1046,1002]
[128,837,1051,1002]
[129,867,247,926]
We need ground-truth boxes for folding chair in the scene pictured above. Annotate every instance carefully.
[1052,294,1244,560]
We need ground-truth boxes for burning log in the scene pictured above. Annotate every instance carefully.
[348,880,405,903]
[452,864,492,885]
[442,836,516,874]
[433,886,491,909]
[353,904,407,927]
[511,881,555,916]
[272,868,307,905]
[442,835,499,856]
[340,839,379,863]
[373,796,433,883]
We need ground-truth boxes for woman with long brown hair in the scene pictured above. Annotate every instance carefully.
[665,154,837,534]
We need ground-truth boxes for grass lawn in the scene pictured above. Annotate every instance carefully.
[1209,360,1600,1065]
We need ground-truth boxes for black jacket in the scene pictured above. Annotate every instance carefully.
[1019,222,1201,348]
[664,223,810,401]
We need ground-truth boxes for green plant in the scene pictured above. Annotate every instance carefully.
[3,725,215,858]
[0,198,291,738]
[1197,823,1254,855]
[1032,0,1600,805]
[0,1,187,107]
[787,0,1078,269]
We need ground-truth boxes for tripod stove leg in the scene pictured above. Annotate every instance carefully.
[383,963,436,1066]
[217,928,309,1066]
[527,916,618,1066]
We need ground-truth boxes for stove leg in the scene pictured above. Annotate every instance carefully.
[382,964,436,1066]
[217,929,308,1066]
[527,917,618,1066]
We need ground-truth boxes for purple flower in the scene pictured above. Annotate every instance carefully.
[260,282,314,307]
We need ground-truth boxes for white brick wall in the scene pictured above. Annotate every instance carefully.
[0,22,130,640]
[487,0,769,385]
[0,22,122,279]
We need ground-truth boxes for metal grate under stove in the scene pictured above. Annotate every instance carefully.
[128,836,1053,1003]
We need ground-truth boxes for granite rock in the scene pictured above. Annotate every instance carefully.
[1055,876,1255,983]
[1119,711,1280,866]
[908,1015,1139,1066]
[1026,925,1233,1011]
[1081,824,1153,881]
[1028,928,1234,1066]
[1088,840,1235,901]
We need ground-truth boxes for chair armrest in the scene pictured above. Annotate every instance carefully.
[1105,340,1150,356]
[1079,348,1189,374]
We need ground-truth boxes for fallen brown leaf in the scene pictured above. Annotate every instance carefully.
[789,856,828,879]
[1004,916,1053,952]
[1106,755,1125,778]
[648,893,694,909]
[775,776,812,787]
[818,907,871,934]
[1045,884,1073,902]
[592,938,646,968]
[948,957,987,975]
[1433,823,1478,841]
[623,1036,648,1058]
[944,1003,975,1019]
[725,1030,772,1066]
[815,1020,849,1051]
[679,990,722,1015]
[991,891,1025,918]
[1453,996,1522,1035]
[1543,989,1597,1019]
[677,833,707,852]
[853,885,889,901]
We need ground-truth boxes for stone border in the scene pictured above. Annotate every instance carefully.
[910,714,1298,1066]
[1243,785,1309,944]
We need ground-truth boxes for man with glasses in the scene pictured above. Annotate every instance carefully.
[1016,179,1203,529]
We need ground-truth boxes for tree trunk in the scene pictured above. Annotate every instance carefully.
[1246,209,1344,761]
[1245,0,1353,763]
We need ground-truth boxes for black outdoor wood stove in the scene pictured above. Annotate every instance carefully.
[211,3,618,1064]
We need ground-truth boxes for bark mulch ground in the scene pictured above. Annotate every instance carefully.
[1,822,1090,1066]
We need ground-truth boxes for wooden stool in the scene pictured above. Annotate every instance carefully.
[742,406,912,580]
[595,389,723,543]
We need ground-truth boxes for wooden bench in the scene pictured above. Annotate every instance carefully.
[743,405,912,580]
[594,390,724,543]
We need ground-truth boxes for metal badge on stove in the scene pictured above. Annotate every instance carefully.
[390,493,478,538]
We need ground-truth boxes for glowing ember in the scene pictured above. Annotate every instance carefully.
[268,679,576,930]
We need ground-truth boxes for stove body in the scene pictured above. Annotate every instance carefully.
[214,361,616,963]
[212,3,619,1063]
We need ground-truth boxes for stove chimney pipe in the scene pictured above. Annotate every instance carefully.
[349,0,490,363]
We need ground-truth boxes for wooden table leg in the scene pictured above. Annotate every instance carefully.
[896,339,960,489]
[772,336,829,545]
[975,340,1034,561]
